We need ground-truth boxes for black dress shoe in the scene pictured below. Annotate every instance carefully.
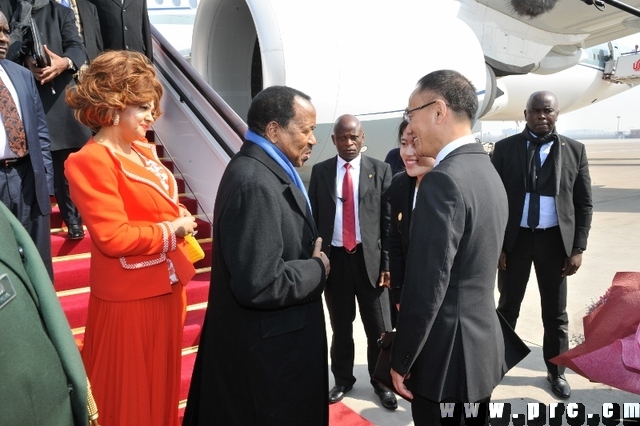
[68,224,85,240]
[547,372,571,398]
[372,382,398,410]
[329,384,353,404]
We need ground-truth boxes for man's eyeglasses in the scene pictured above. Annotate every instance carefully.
[403,100,437,123]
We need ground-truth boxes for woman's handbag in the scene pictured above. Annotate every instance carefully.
[184,233,205,263]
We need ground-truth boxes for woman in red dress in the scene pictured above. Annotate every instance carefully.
[65,51,197,425]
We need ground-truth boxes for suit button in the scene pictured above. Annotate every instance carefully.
[124,25,128,30]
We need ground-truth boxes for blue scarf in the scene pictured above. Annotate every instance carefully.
[245,129,312,213]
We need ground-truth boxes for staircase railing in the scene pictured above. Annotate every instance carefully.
[150,26,246,223]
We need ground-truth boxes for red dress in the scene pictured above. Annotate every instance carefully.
[66,140,196,425]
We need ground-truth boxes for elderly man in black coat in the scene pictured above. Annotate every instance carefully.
[184,86,330,425]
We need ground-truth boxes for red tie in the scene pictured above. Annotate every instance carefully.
[342,163,356,251]
[0,78,27,157]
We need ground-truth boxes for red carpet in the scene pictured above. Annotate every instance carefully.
[52,144,372,425]
[329,403,374,425]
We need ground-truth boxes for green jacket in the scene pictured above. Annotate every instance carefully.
[0,202,88,425]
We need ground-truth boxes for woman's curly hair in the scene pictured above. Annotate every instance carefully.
[66,50,163,132]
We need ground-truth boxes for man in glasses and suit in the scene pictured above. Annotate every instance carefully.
[390,70,512,424]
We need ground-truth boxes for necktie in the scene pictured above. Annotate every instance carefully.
[0,78,27,157]
[342,163,356,251]
[527,141,542,229]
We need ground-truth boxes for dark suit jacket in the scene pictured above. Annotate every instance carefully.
[491,130,593,256]
[76,0,103,62]
[1,59,53,212]
[0,202,88,425]
[391,143,510,402]
[308,155,392,286]
[384,147,404,175]
[30,1,92,151]
[184,142,328,425]
[383,171,416,304]
[87,0,152,60]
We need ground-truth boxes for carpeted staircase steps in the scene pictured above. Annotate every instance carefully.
[51,143,372,425]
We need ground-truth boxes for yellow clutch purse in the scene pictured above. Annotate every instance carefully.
[184,233,205,263]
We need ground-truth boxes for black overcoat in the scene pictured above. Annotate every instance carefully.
[183,142,328,425]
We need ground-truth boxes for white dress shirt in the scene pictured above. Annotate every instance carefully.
[434,134,476,166]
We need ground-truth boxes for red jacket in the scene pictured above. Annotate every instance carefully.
[66,139,196,301]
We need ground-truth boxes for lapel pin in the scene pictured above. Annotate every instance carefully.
[398,212,403,221]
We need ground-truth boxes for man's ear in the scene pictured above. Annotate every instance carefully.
[265,121,279,143]
[435,100,447,124]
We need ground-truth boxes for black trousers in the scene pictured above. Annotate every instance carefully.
[0,160,53,280]
[52,148,81,227]
[324,244,391,387]
[411,395,491,426]
[497,226,568,375]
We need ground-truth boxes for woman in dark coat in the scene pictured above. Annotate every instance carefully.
[383,120,435,311]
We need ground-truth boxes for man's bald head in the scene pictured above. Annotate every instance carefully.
[332,114,364,162]
[524,91,559,137]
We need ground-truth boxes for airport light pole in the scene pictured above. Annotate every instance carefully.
[617,115,621,137]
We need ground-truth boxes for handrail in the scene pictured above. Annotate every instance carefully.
[150,25,247,155]
[149,25,244,221]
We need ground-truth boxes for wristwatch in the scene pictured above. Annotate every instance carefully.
[573,246,585,254]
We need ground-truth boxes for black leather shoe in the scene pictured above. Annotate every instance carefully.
[547,372,571,398]
[329,385,353,404]
[68,224,85,240]
[373,382,398,410]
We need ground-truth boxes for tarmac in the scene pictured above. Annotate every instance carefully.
[327,139,640,425]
